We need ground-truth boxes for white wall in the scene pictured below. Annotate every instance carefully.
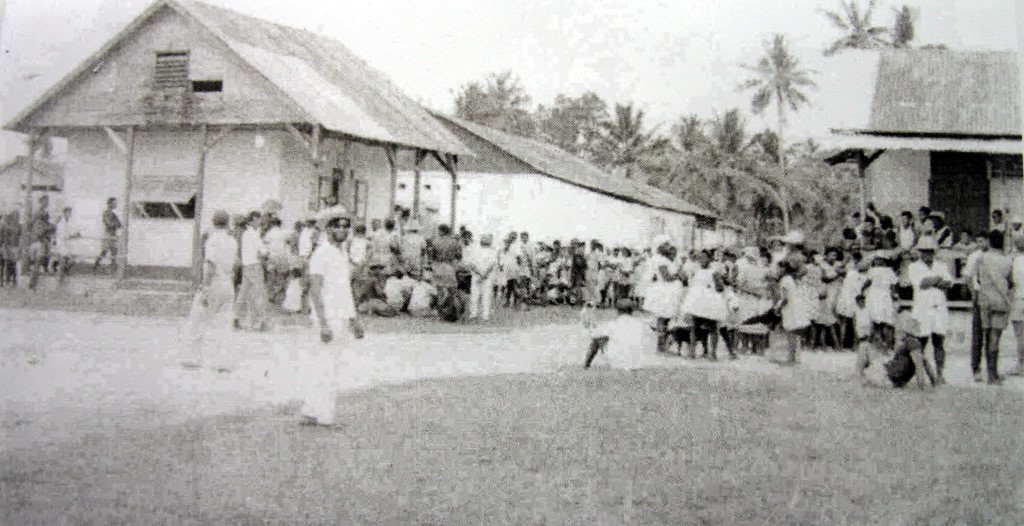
[865,149,931,219]
[991,174,1024,221]
[396,170,696,250]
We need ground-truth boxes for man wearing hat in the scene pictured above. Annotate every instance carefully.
[906,237,953,384]
[309,207,363,342]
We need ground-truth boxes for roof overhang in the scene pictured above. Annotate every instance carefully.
[821,129,1023,158]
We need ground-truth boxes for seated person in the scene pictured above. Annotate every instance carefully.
[408,271,438,317]
[354,263,398,317]
[384,269,415,311]
[584,298,656,370]
[856,314,935,389]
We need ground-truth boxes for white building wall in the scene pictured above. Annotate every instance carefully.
[865,149,931,218]
[396,170,695,250]
[991,174,1024,221]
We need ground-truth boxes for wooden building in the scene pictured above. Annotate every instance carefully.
[0,156,64,213]
[3,0,470,281]
[395,115,717,250]
[825,50,1023,235]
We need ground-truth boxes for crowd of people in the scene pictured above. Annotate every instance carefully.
[0,195,122,289]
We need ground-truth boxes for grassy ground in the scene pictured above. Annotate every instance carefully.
[3,367,1022,525]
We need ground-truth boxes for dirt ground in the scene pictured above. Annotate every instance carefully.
[2,304,1023,524]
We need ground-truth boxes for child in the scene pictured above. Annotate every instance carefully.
[583,298,653,369]
[408,271,438,317]
[865,254,899,349]
[681,250,729,360]
[775,254,813,365]
[812,253,841,350]
[835,252,868,349]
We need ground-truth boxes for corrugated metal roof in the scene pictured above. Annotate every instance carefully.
[5,0,472,156]
[868,49,1020,136]
[437,114,715,219]
[821,131,1022,155]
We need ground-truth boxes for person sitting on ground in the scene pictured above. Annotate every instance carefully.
[408,270,439,317]
[584,298,656,369]
[856,314,934,390]
[384,269,415,312]
[354,263,398,317]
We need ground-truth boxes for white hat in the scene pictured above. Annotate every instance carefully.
[405,220,422,232]
[915,238,939,252]
[779,231,805,245]
[315,205,349,222]
[1011,215,1023,225]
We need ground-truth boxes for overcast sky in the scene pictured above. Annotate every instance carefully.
[0,0,1019,161]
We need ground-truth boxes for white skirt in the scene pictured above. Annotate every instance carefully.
[682,285,729,322]
[644,280,683,319]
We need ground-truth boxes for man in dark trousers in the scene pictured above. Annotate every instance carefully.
[94,197,122,273]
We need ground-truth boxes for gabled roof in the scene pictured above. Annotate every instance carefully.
[0,157,65,189]
[436,114,716,219]
[868,49,1020,136]
[5,0,471,156]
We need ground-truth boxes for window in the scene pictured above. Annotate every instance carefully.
[132,196,196,220]
[990,155,1022,179]
[191,80,223,93]
[154,51,190,89]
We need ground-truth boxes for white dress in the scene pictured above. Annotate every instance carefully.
[835,269,868,319]
[865,266,898,325]
[682,266,728,322]
[643,254,683,319]
[907,260,951,336]
[780,275,813,331]
[593,315,657,370]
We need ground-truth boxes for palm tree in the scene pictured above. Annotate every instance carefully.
[595,103,669,178]
[890,5,916,48]
[820,0,890,56]
[739,34,816,171]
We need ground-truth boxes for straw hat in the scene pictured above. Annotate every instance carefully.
[315,205,349,222]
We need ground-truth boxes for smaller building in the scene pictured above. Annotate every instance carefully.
[396,115,717,250]
[825,49,1023,237]
[0,156,64,214]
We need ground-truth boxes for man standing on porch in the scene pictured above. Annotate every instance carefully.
[93,197,122,274]
[234,211,269,332]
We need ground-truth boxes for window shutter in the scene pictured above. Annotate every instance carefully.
[154,51,190,89]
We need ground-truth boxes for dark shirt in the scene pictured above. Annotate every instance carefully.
[570,253,587,287]
[31,211,54,243]
[431,235,463,263]
[102,209,122,237]
[0,221,21,247]
[885,336,921,388]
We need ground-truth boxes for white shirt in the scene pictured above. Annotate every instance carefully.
[349,237,368,266]
[467,245,498,279]
[898,226,917,250]
[963,248,986,291]
[205,229,238,279]
[308,241,356,325]
[408,281,437,312]
[384,276,415,306]
[54,216,80,252]
[240,227,267,265]
[907,260,952,335]
[593,315,654,370]
[298,227,316,258]
[262,226,289,259]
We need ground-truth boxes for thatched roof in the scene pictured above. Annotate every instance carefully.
[868,49,1020,136]
[6,0,471,156]
[0,157,65,189]
[436,115,716,220]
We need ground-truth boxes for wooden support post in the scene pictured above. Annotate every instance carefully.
[449,154,459,228]
[191,124,209,288]
[117,126,135,280]
[19,130,39,271]
[311,124,324,210]
[385,145,398,213]
[412,149,426,219]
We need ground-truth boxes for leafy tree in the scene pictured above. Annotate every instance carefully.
[890,5,916,48]
[594,102,669,178]
[672,114,708,153]
[739,34,816,171]
[820,0,891,56]
[536,92,609,159]
[453,71,537,137]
